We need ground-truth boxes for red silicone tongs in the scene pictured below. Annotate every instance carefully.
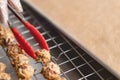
[8,3,49,59]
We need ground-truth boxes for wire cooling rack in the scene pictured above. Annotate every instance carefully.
[0,1,118,80]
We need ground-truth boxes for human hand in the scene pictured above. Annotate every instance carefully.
[0,0,23,25]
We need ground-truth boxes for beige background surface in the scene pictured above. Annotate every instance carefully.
[26,0,120,77]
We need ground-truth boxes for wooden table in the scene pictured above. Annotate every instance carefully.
[26,0,120,77]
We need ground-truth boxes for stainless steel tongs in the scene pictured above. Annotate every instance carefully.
[8,1,49,59]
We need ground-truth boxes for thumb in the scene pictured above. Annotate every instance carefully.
[8,0,23,12]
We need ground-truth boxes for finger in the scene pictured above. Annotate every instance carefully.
[0,0,8,25]
[8,0,23,12]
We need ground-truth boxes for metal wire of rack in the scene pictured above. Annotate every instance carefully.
[0,1,118,80]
